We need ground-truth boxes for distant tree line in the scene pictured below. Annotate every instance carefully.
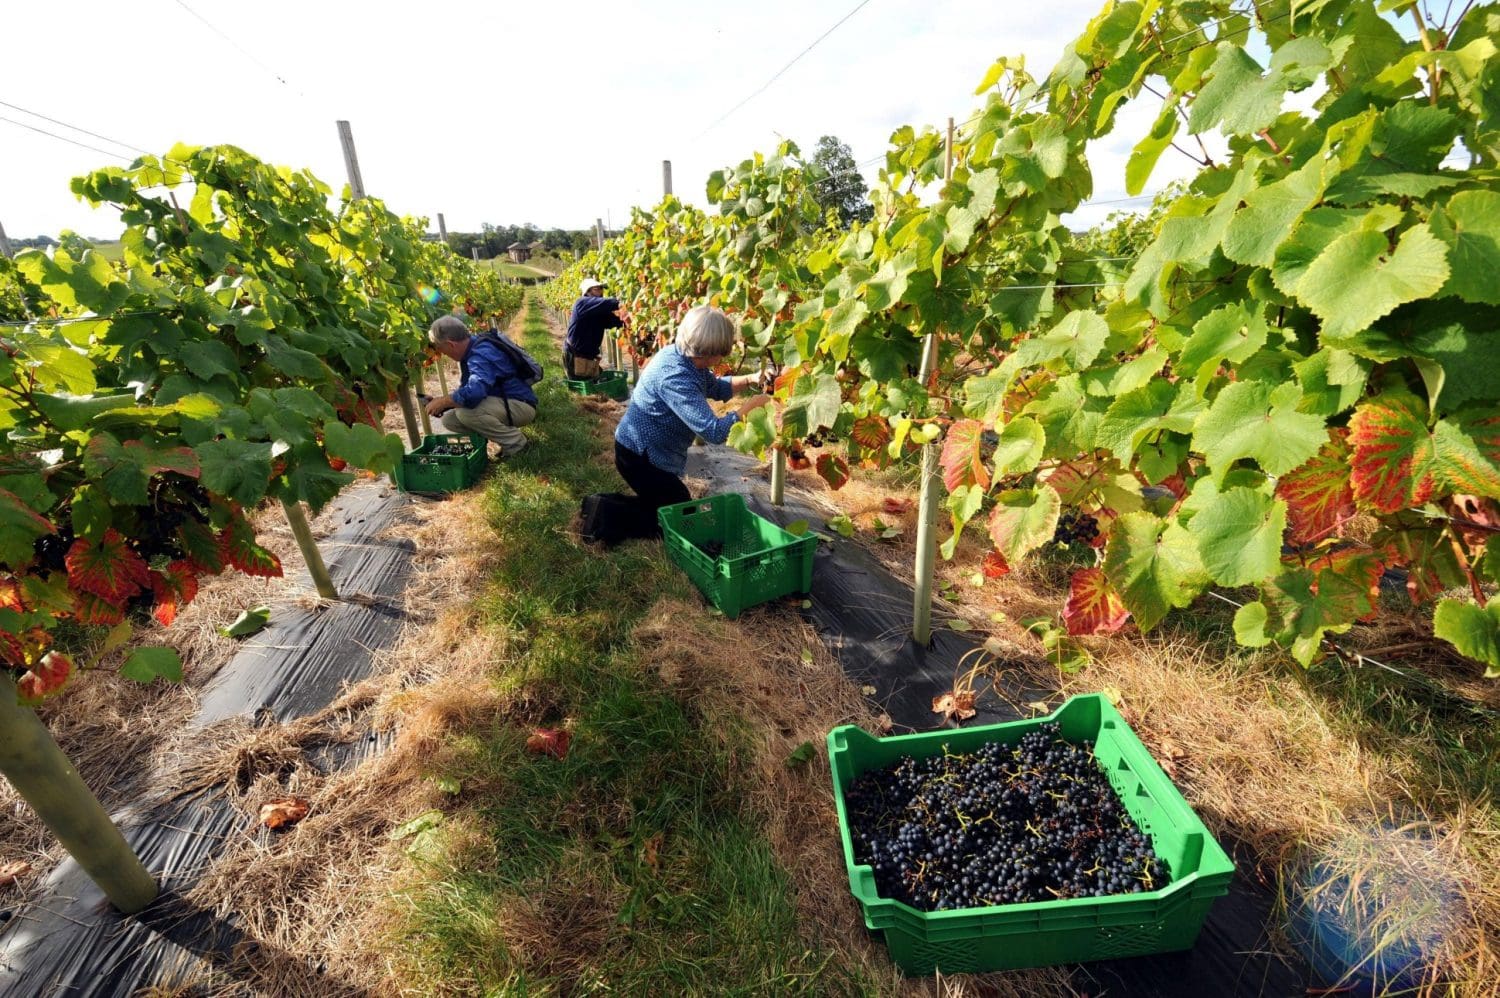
[443,224,605,260]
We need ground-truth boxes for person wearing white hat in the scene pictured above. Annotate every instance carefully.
[564,278,624,380]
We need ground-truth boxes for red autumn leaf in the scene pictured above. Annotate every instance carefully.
[176,520,225,574]
[150,560,201,628]
[327,455,348,473]
[939,419,991,492]
[0,627,47,669]
[65,529,150,604]
[71,590,126,626]
[259,796,311,830]
[850,416,892,451]
[1278,430,1356,545]
[0,578,24,612]
[526,728,571,759]
[773,367,802,394]
[222,516,283,578]
[931,689,977,723]
[881,496,912,516]
[1348,394,1500,514]
[982,551,1011,579]
[815,453,851,490]
[788,450,812,471]
[17,651,74,704]
[1062,567,1131,636]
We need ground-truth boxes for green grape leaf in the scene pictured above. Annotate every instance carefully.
[727,406,777,456]
[1188,45,1284,137]
[1432,598,1500,677]
[31,392,136,432]
[1297,223,1451,339]
[220,604,272,638]
[1192,381,1327,480]
[992,417,1045,476]
[1185,486,1287,586]
[1103,512,1208,632]
[1178,303,1269,390]
[1097,380,1204,462]
[120,646,184,684]
[323,422,403,476]
[986,485,1061,565]
[81,434,201,506]
[1125,101,1178,196]
[1222,156,1327,267]
[197,439,273,506]
[1429,189,1500,305]
[0,488,54,568]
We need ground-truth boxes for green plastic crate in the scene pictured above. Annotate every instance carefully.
[393,433,487,493]
[564,369,629,400]
[828,694,1234,975]
[657,493,815,618]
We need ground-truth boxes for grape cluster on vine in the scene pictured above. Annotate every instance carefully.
[1052,510,1101,546]
[845,723,1167,912]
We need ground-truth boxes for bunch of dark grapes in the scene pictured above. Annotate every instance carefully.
[1053,510,1100,546]
[844,723,1168,912]
[430,441,475,456]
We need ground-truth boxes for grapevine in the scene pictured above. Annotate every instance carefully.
[2,143,518,700]
[547,0,1500,675]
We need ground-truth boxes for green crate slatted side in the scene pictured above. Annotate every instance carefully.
[827,694,1235,974]
[564,370,629,399]
[658,493,815,618]
[393,434,487,493]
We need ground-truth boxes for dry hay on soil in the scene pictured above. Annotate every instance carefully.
[630,596,1078,997]
[0,492,361,906]
[166,490,510,996]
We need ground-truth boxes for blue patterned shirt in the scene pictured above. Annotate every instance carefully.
[615,344,737,475]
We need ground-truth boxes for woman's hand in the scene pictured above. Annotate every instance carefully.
[729,373,759,392]
[739,393,774,414]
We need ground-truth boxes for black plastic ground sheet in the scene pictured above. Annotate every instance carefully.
[0,480,414,997]
[683,443,1316,997]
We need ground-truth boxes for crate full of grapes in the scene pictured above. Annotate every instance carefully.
[393,434,487,494]
[657,493,814,618]
[827,694,1234,975]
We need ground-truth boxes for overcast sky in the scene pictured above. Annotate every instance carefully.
[3,0,1212,242]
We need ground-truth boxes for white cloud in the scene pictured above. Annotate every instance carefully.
[3,0,1199,240]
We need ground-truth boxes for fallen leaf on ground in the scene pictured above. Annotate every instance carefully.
[932,689,977,723]
[882,497,912,515]
[0,860,32,888]
[641,833,662,870]
[526,728,571,759]
[874,713,894,734]
[259,796,310,830]
[786,741,817,767]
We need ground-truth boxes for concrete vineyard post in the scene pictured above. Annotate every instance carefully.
[0,673,158,913]
[280,497,338,600]
[912,117,956,646]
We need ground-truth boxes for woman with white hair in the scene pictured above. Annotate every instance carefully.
[606,305,771,540]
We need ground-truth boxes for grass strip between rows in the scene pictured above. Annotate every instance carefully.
[384,296,871,995]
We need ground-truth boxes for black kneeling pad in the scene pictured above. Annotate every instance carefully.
[579,492,637,546]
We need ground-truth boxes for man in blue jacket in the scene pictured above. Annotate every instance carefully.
[564,278,624,379]
[424,315,537,457]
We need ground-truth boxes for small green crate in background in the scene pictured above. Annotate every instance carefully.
[565,370,629,400]
[393,433,487,494]
[657,493,815,618]
[828,694,1235,975]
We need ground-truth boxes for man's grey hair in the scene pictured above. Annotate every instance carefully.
[675,305,737,358]
[429,314,471,345]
